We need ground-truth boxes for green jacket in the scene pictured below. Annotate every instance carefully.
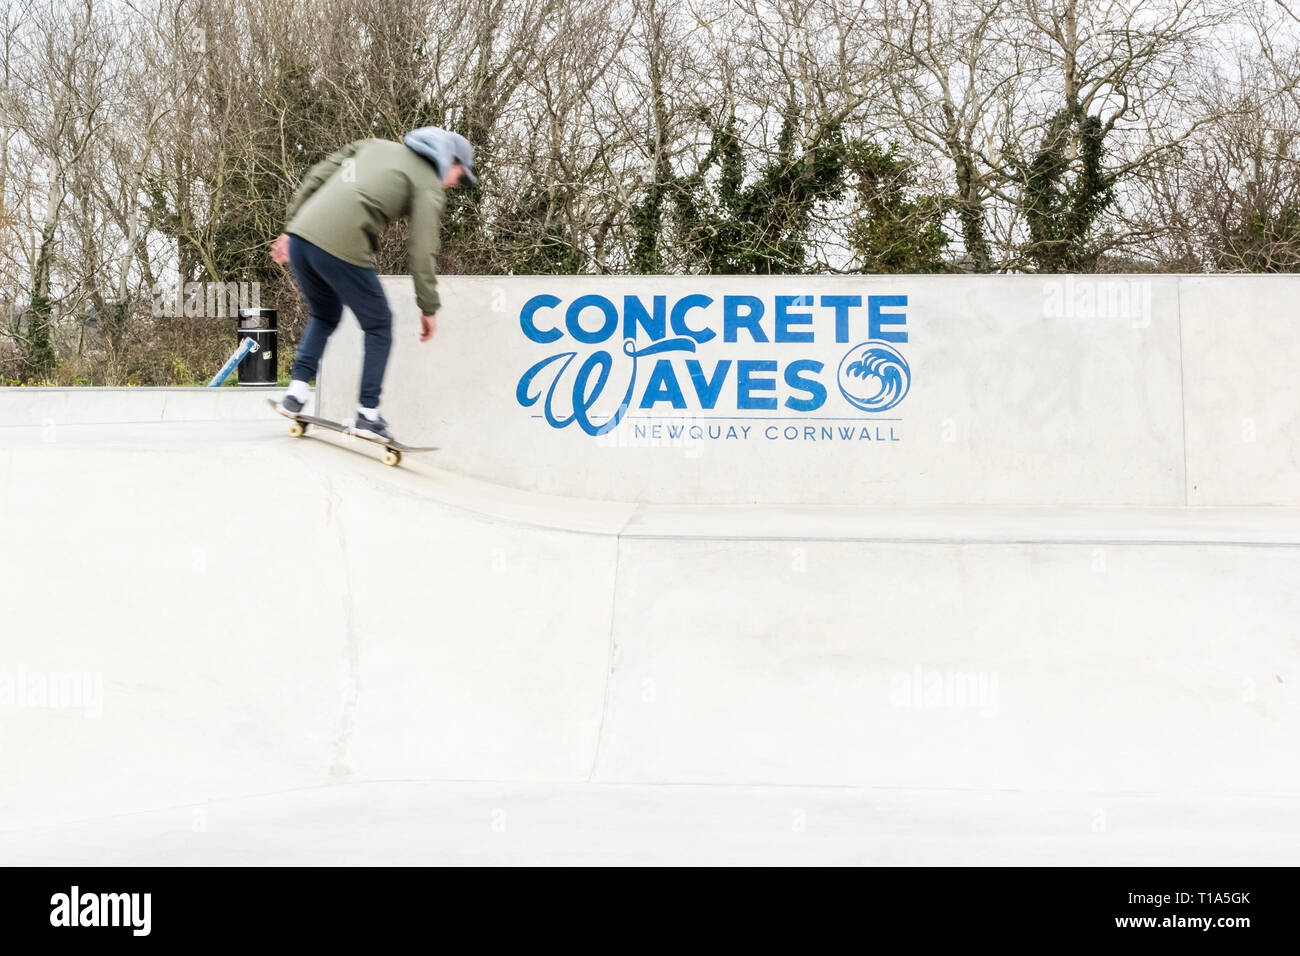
[285,138,445,314]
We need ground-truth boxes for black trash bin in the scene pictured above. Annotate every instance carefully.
[237,308,277,385]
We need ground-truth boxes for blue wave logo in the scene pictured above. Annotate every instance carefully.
[837,342,911,412]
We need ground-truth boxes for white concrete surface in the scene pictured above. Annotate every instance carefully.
[2,388,1298,864]
[3,782,1298,866]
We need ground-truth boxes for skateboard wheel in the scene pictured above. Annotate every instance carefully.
[288,421,306,438]
[382,449,402,467]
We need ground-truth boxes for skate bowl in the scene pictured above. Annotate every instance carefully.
[1,274,1299,864]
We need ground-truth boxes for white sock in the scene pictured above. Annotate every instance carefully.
[287,379,311,402]
[358,405,381,421]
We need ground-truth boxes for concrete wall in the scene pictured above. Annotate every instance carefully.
[317,274,1299,506]
[1181,276,1300,505]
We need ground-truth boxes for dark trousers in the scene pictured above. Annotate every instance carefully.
[288,235,392,408]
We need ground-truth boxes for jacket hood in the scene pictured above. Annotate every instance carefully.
[403,126,479,188]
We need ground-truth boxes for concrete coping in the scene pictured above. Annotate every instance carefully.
[0,386,291,426]
[7,414,1300,544]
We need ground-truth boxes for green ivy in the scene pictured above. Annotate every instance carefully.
[664,101,844,274]
[1015,104,1114,272]
[843,140,948,273]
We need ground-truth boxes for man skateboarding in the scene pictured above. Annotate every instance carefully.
[270,126,478,441]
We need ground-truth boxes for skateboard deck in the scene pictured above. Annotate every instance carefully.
[268,399,438,466]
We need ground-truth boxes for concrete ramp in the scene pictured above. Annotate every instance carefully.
[2,387,1299,863]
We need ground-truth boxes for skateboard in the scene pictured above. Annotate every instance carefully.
[267,399,438,467]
